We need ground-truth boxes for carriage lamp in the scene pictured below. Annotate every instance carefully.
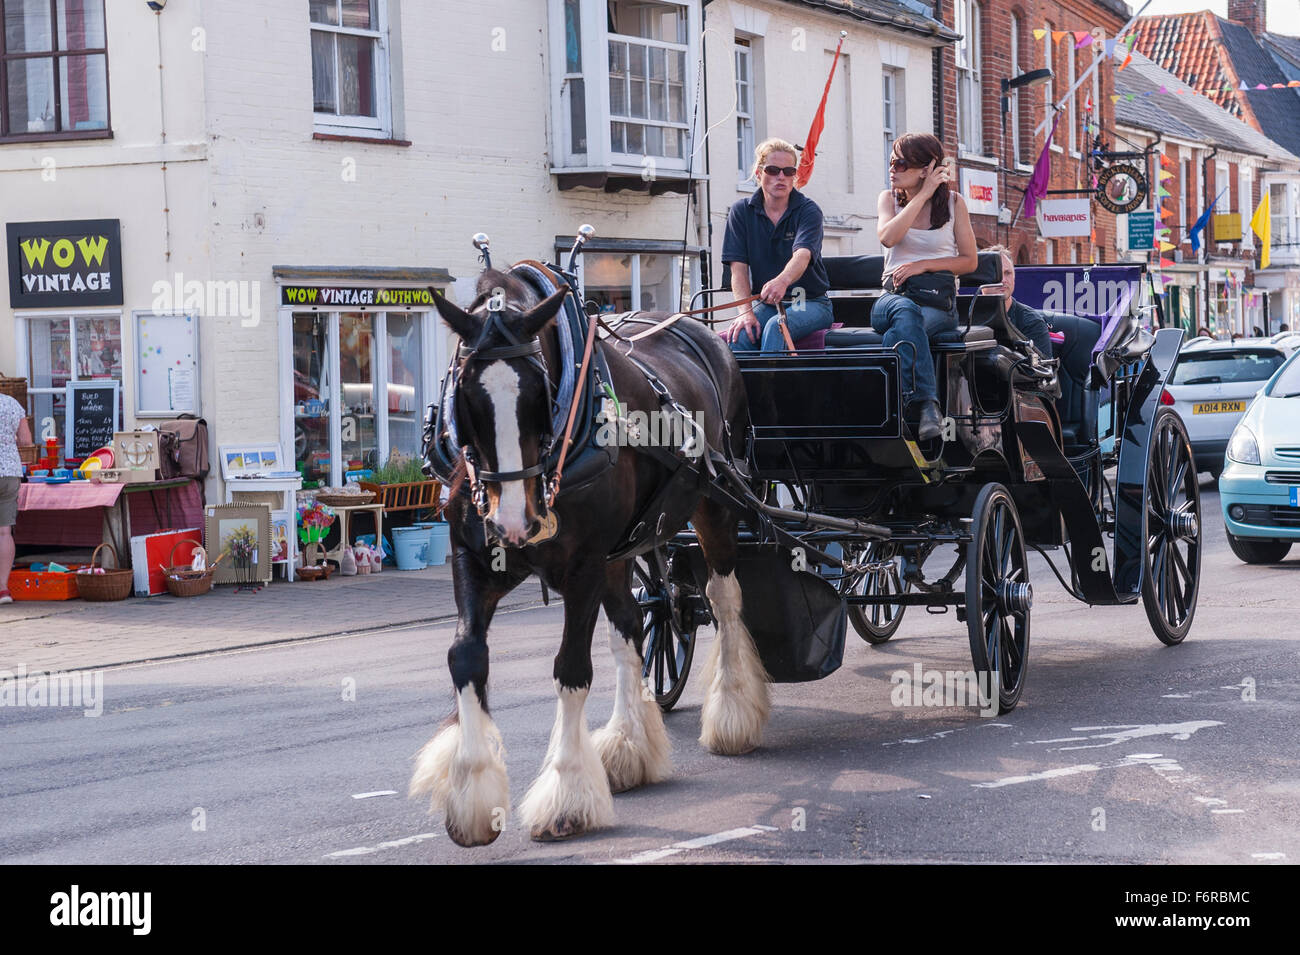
[1001,69,1053,115]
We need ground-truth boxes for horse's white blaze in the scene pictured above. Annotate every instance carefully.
[519,683,614,836]
[699,571,770,756]
[479,361,529,542]
[593,623,672,792]
[409,685,510,846]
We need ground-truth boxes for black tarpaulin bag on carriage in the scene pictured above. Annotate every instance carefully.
[732,548,847,683]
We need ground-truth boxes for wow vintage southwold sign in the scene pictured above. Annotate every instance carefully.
[6,219,124,308]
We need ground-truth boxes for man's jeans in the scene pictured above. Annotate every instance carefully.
[728,295,834,353]
[870,292,958,405]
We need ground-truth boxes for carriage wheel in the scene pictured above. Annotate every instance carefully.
[847,541,909,644]
[635,549,695,712]
[1141,407,1201,646]
[966,483,1031,714]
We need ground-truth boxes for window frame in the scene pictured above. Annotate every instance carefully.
[310,0,393,138]
[15,307,126,440]
[1009,14,1021,167]
[735,36,755,189]
[883,66,903,173]
[0,0,112,144]
[955,0,982,156]
[1067,41,1078,157]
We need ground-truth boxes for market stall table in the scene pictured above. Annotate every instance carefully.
[15,479,203,565]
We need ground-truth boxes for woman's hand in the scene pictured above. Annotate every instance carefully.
[726,310,761,344]
[759,275,790,305]
[916,159,949,200]
[889,260,929,285]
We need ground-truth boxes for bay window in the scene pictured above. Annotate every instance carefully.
[550,0,701,191]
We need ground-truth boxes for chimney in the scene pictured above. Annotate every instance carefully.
[1228,0,1267,35]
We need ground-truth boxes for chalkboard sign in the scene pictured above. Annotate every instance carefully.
[65,380,120,459]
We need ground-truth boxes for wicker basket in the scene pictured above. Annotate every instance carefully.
[315,490,376,507]
[0,375,27,409]
[164,540,214,597]
[75,543,134,602]
[297,563,335,581]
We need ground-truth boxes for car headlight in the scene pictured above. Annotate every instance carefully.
[1227,424,1261,465]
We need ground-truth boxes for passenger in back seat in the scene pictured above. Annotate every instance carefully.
[982,244,1052,357]
[876,133,978,440]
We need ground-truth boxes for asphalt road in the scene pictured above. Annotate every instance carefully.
[1,485,1297,864]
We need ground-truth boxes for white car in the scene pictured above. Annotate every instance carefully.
[1163,334,1300,478]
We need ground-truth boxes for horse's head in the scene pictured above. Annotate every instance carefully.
[435,270,568,547]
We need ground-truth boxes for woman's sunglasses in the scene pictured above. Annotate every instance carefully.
[762,164,798,178]
[889,158,914,172]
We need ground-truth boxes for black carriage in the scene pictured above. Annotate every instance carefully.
[634,251,1202,714]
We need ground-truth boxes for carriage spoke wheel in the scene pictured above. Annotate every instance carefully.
[848,541,910,644]
[966,483,1031,714]
[1141,407,1201,646]
[635,550,695,712]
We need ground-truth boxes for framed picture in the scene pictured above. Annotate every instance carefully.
[269,509,292,565]
[204,503,272,585]
[219,443,285,480]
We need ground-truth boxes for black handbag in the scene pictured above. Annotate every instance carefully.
[893,270,956,313]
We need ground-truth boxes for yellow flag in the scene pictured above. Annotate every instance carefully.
[1251,192,1271,269]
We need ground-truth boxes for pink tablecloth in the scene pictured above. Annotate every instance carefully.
[14,480,202,549]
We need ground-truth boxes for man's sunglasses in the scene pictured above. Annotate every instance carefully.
[762,164,798,178]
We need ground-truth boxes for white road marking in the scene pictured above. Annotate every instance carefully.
[883,723,1012,748]
[1211,809,1246,814]
[324,832,439,858]
[1251,852,1286,860]
[614,825,779,864]
[1161,693,1192,698]
[973,765,1102,789]
[351,790,398,799]
[1030,721,1223,751]
[1195,797,1229,806]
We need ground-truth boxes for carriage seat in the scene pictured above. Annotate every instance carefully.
[1042,311,1102,447]
[823,324,995,349]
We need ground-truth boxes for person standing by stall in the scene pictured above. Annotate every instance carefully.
[0,391,33,603]
[722,138,833,352]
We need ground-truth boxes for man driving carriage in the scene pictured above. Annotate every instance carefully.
[722,138,834,353]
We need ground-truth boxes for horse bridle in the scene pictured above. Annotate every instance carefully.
[452,298,561,537]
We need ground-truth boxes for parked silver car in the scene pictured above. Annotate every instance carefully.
[1163,333,1300,478]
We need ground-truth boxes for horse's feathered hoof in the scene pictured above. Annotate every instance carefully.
[530,818,585,842]
[447,820,503,848]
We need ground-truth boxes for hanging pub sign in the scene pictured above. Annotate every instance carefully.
[279,285,438,308]
[6,219,124,309]
[1037,198,1093,238]
[1095,163,1148,214]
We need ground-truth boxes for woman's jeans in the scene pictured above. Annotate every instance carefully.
[870,292,958,405]
[728,295,834,353]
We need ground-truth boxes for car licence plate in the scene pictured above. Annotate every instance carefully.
[1192,401,1246,414]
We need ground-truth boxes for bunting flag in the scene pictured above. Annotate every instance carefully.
[1161,153,1175,168]
[1052,30,1067,42]
[1034,28,1047,40]
[1159,169,1174,180]
[1251,192,1272,270]
[1074,31,1093,48]
[1160,258,1175,268]
[1160,241,1176,251]
[794,31,845,189]
[1157,185,1171,198]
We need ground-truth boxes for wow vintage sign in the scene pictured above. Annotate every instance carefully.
[7,219,124,308]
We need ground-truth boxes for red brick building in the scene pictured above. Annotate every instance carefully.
[933,0,1129,265]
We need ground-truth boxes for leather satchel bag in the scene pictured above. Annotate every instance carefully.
[892,270,956,313]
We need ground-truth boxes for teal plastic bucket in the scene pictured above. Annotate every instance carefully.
[427,522,451,566]
[392,526,427,570]
[413,522,438,567]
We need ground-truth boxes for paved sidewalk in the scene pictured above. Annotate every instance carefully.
[0,565,548,675]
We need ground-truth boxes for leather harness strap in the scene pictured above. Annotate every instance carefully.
[546,293,601,507]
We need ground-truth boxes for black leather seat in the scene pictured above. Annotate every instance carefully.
[1042,311,1102,446]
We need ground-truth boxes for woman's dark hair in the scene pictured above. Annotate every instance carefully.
[891,132,951,230]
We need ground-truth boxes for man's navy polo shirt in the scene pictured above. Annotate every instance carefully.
[721,188,830,300]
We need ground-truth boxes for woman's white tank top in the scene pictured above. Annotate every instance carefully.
[883,193,958,276]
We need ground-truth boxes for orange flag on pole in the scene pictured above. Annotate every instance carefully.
[795,31,846,190]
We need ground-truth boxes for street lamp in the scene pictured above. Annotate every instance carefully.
[1000,69,1053,240]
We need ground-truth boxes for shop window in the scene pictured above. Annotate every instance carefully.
[578,249,697,314]
[1,0,109,141]
[385,312,423,461]
[292,312,331,485]
[23,313,123,450]
[310,0,392,137]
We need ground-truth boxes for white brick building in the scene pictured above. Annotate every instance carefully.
[1,0,951,497]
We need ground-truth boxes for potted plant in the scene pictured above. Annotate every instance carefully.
[360,452,442,515]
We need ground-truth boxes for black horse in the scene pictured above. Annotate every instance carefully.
[410,265,769,846]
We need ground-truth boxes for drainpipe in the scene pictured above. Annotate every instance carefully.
[700,0,715,290]
[1203,146,1218,335]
